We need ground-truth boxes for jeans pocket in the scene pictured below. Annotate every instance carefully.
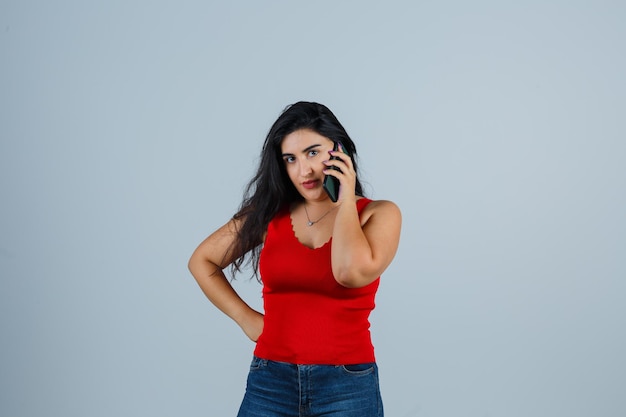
[339,363,376,375]
[249,356,267,371]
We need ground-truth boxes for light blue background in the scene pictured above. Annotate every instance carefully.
[1,1,625,416]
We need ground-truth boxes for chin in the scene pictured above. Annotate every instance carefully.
[300,188,326,201]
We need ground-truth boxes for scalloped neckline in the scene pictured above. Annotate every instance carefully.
[288,209,333,250]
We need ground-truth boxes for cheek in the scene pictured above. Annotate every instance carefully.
[284,163,299,182]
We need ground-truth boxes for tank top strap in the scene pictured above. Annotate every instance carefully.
[356,197,373,214]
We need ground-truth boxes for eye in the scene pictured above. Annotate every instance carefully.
[308,150,319,158]
[283,156,296,164]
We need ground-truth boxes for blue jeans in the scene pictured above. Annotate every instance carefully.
[237,356,383,417]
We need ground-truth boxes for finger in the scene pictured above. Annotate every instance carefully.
[323,159,348,173]
[324,160,355,176]
[322,164,342,176]
[323,163,356,183]
[328,150,354,169]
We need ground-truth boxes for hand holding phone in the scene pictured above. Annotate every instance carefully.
[323,141,351,202]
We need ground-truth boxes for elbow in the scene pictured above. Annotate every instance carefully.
[188,249,202,273]
[188,253,223,282]
[336,280,364,289]
[187,253,209,281]
[333,267,377,288]
[334,272,358,288]
[187,256,200,280]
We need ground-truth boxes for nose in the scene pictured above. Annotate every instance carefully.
[300,160,313,177]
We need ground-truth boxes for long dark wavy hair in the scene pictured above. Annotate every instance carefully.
[228,101,365,279]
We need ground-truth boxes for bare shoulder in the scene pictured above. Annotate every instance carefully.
[360,199,402,226]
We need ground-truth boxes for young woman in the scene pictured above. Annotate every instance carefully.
[188,101,401,417]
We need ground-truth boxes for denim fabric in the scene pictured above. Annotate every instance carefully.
[237,356,383,417]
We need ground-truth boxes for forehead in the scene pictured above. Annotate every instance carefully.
[281,129,333,152]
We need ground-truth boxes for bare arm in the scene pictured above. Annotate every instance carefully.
[324,145,402,288]
[187,219,264,341]
[331,199,402,287]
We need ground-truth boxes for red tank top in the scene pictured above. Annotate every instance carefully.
[254,198,379,365]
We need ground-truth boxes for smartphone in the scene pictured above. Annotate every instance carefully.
[323,141,351,202]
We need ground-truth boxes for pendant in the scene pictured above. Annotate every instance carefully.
[307,221,314,227]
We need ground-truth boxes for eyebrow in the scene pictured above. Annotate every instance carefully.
[281,144,322,157]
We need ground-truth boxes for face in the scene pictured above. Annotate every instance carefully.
[280,129,335,202]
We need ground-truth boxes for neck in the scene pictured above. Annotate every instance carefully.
[303,200,341,227]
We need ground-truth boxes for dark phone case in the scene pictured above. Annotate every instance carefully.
[323,142,350,202]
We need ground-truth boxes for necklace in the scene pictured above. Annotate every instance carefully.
[304,203,340,227]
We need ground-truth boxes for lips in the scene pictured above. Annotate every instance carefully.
[302,180,319,189]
